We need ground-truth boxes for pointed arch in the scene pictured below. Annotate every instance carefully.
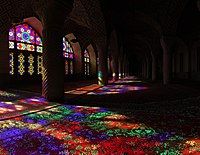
[9,22,43,76]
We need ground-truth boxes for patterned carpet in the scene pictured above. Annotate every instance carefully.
[0,77,199,154]
[0,104,199,154]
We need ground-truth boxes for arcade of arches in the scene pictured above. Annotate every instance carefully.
[0,0,200,154]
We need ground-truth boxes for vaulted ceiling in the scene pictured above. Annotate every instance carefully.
[100,0,200,64]
[1,0,200,64]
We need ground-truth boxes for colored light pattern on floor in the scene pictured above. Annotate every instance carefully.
[123,76,138,80]
[0,101,25,114]
[65,84,101,95]
[114,80,143,84]
[0,90,19,98]
[65,78,146,96]
[87,85,148,95]
[0,97,59,120]
[0,105,199,154]
[18,97,49,106]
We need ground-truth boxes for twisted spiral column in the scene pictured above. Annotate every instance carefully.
[41,0,74,102]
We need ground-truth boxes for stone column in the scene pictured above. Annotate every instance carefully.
[151,54,156,81]
[118,59,122,79]
[146,62,148,79]
[160,37,170,85]
[122,60,126,78]
[87,44,97,78]
[188,44,192,79]
[111,55,119,80]
[42,28,65,101]
[97,44,108,85]
[119,47,125,78]
[143,61,147,79]
[141,62,144,78]
[125,64,127,77]
[172,53,176,78]
[41,0,74,102]
[126,61,129,76]
[107,56,111,77]
[0,33,9,86]
[146,57,150,79]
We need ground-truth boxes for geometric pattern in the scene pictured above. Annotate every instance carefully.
[9,23,43,76]
[0,103,199,154]
[18,53,25,75]
[28,54,34,75]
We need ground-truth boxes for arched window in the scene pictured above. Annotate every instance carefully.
[63,37,74,75]
[84,50,90,76]
[9,23,43,76]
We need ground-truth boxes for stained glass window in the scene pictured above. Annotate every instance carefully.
[97,57,99,65]
[37,56,43,75]
[63,37,74,75]
[84,50,90,76]
[9,53,14,75]
[9,41,14,49]
[18,53,25,75]
[36,33,42,46]
[16,24,35,44]
[9,23,43,76]
[28,54,34,75]
[9,28,15,41]
[65,61,69,75]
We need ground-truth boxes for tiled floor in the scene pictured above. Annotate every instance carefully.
[0,77,199,154]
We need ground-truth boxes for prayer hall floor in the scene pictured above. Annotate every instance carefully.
[0,77,199,154]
